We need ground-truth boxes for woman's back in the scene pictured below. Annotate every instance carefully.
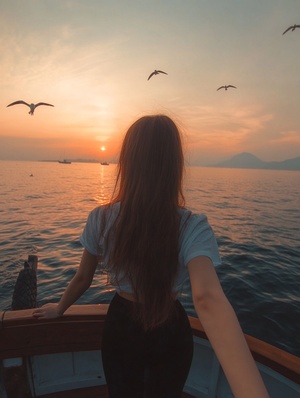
[80,204,221,295]
[105,115,186,329]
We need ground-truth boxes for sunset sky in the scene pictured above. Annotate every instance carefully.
[1,0,300,165]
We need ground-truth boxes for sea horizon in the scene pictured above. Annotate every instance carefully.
[0,161,299,356]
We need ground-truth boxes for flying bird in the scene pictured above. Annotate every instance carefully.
[6,100,54,115]
[147,70,168,80]
[217,85,237,91]
[282,24,300,35]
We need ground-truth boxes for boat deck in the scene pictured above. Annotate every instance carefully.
[1,305,299,398]
[40,385,194,397]
[4,367,194,398]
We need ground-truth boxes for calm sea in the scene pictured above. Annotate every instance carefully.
[0,160,299,356]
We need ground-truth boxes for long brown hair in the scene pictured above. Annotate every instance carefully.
[106,115,185,330]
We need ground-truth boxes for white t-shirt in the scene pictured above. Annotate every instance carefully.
[80,203,221,293]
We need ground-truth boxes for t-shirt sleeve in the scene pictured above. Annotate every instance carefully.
[181,214,221,267]
[80,208,102,256]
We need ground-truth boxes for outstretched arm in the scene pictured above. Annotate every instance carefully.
[33,249,99,319]
[188,256,269,398]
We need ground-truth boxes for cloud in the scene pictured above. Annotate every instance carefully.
[270,130,300,144]
[1,1,299,164]
[5,35,115,79]
[177,103,273,144]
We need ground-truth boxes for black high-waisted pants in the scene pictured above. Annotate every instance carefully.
[101,293,193,398]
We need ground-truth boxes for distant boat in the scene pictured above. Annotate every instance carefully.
[58,159,71,164]
[101,162,109,165]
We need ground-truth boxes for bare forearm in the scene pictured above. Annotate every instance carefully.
[33,249,98,320]
[195,295,269,398]
[57,274,91,315]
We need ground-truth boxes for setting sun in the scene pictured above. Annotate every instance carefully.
[1,1,300,165]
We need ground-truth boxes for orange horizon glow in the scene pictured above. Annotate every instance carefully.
[2,107,300,164]
[1,1,300,164]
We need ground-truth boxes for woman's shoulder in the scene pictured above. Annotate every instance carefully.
[179,207,208,225]
[179,208,221,267]
[179,207,213,239]
[89,202,120,218]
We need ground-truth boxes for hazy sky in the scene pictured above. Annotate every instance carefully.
[1,0,300,165]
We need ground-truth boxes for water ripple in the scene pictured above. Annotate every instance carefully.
[1,162,299,356]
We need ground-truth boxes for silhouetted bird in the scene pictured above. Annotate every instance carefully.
[7,100,54,115]
[282,24,300,35]
[217,85,237,91]
[147,70,168,80]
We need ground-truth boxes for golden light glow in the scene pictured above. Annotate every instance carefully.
[1,2,299,164]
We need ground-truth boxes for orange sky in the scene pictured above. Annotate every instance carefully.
[1,1,300,165]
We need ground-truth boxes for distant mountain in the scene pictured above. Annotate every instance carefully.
[211,152,300,171]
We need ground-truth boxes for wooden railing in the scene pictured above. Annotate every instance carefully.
[1,304,299,384]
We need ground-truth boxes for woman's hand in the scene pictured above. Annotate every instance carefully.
[32,249,98,320]
[32,303,62,319]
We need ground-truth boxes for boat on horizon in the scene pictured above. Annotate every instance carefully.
[100,161,109,165]
[1,256,299,398]
[58,159,71,164]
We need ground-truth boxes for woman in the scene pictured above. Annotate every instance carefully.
[33,115,269,398]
